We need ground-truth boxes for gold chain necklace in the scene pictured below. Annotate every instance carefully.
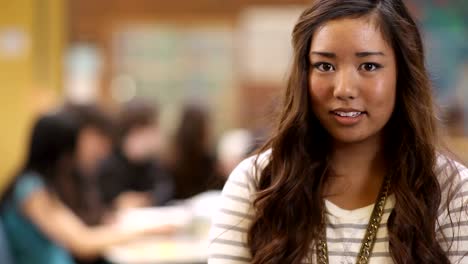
[316,176,391,264]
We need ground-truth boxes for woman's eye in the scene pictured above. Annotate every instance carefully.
[360,63,382,72]
[314,63,335,72]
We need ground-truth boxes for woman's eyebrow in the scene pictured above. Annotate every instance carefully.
[355,51,385,57]
[310,51,336,58]
[309,51,385,58]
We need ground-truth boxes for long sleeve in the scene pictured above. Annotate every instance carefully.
[436,158,468,264]
[208,154,264,264]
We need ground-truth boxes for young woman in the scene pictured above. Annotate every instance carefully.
[208,0,468,263]
[168,103,224,200]
[1,112,172,264]
[97,99,173,212]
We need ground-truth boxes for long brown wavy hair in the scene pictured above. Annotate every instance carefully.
[248,0,455,263]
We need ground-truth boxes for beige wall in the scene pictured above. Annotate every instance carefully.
[0,0,65,192]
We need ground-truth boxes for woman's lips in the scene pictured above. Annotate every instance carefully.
[330,110,367,126]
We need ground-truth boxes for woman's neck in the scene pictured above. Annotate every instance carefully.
[324,136,386,210]
[331,136,384,177]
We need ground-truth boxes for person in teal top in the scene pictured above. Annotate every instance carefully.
[0,111,174,264]
[2,172,75,264]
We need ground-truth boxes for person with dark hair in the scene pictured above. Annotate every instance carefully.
[61,104,114,226]
[97,99,173,213]
[0,112,172,264]
[168,104,224,200]
[60,104,116,264]
[64,104,115,181]
[209,1,468,263]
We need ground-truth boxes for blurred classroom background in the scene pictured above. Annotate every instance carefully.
[1,0,466,191]
[0,0,466,263]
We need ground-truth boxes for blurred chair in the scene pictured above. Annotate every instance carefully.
[443,104,468,163]
[0,218,14,264]
[447,137,468,164]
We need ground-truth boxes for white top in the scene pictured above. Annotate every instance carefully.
[208,151,468,264]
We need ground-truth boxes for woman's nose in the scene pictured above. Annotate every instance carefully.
[333,68,359,100]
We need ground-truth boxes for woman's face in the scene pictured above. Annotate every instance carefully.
[123,124,160,162]
[309,16,397,145]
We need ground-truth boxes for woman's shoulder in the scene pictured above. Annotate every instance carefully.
[435,155,468,255]
[224,149,272,192]
[12,172,46,204]
[436,154,468,190]
[435,154,468,210]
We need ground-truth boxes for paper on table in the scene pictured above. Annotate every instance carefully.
[187,190,222,219]
[115,205,193,232]
[106,237,208,264]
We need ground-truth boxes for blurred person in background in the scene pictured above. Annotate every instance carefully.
[63,104,114,226]
[62,104,115,264]
[0,112,172,264]
[97,99,173,214]
[167,104,224,200]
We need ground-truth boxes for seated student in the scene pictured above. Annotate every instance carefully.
[167,104,224,200]
[97,99,173,213]
[61,104,116,264]
[0,112,172,264]
[62,103,114,226]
